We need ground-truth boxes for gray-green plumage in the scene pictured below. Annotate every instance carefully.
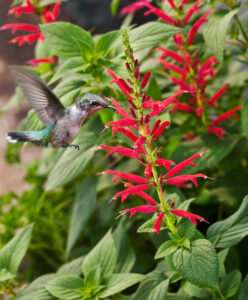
[6,66,116,150]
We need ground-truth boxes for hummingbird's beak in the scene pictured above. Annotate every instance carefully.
[106,105,117,110]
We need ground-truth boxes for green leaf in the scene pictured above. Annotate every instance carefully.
[220,270,241,298]
[49,57,84,84]
[178,218,196,240]
[218,248,229,278]
[137,217,167,233]
[95,30,120,56]
[171,134,239,174]
[46,132,98,190]
[40,0,69,5]
[46,276,84,300]
[148,279,169,300]
[0,269,15,281]
[82,230,117,279]
[100,273,145,298]
[207,195,248,238]
[146,76,162,100]
[203,8,239,63]
[113,223,136,273]
[173,239,219,290]
[129,22,182,53]
[57,257,84,276]
[0,224,33,275]
[155,240,178,259]
[130,271,168,300]
[15,274,59,300]
[239,273,248,300]
[66,176,97,255]
[41,22,94,59]
[242,99,248,139]
[35,40,53,58]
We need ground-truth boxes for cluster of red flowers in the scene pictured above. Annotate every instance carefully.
[98,28,210,235]
[0,0,60,66]
[121,0,241,139]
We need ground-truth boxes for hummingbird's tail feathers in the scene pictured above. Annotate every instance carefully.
[6,132,39,143]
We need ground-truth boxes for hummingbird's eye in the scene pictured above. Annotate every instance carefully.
[90,101,98,106]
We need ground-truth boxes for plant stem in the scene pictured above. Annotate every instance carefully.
[234,14,248,46]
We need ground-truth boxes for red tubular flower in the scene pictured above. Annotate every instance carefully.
[9,0,35,17]
[120,0,150,15]
[9,32,43,46]
[207,83,230,107]
[196,106,203,118]
[0,24,40,34]
[152,212,165,234]
[43,2,61,23]
[166,152,206,179]
[106,69,132,97]
[158,59,186,76]
[152,121,170,139]
[108,98,132,120]
[167,174,212,187]
[210,106,242,126]
[171,209,209,225]
[125,182,157,205]
[141,72,151,88]
[188,11,212,45]
[144,162,153,180]
[133,136,146,154]
[208,126,227,139]
[105,119,136,134]
[184,132,196,141]
[99,145,142,158]
[167,0,176,9]
[119,205,157,218]
[183,0,201,24]
[143,3,176,25]
[113,184,150,202]
[100,170,147,184]
[157,47,184,63]
[27,56,57,67]
[156,158,175,171]
[116,127,138,142]
[172,102,194,113]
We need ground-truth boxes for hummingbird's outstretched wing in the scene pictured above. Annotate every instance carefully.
[10,66,65,126]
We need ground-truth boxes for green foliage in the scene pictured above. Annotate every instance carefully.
[203,8,240,63]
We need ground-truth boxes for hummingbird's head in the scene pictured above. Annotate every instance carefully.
[77,94,116,116]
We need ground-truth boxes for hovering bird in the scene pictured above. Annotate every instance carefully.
[6,66,116,150]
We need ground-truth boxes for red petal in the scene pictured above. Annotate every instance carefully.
[99,145,142,158]
[119,205,157,218]
[167,173,212,187]
[102,170,147,183]
[152,212,165,234]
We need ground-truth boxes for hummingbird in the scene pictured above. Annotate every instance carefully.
[6,66,116,150]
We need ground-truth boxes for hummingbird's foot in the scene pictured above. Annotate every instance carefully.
[69,144,80,150]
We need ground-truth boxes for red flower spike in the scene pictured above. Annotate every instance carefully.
[113,184,150,202]
[100,170,147,184]
[116,127,138,142]
[152,212,165,234]
[210,106,242,126]
[188,11,212,45]
[183,0,201,24]
[119,205,157,218]
[0,24,40,34]
[167,173,212,187]
[208,126,227,139]
[99,145,142,158]
[141,72,151,88]
[156,158,175,172]
[157,47,184,63]
[171,209,209,225]
[152,121,170,139]
[43,2,61,23]
[9,32,43,46]
[108,98,132,120]
[145,162,153,180]
[133,136,146,154]
[9,0,35,17]
[207,83,230,107]
[28,56,57,67]
[166,152,207,179]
